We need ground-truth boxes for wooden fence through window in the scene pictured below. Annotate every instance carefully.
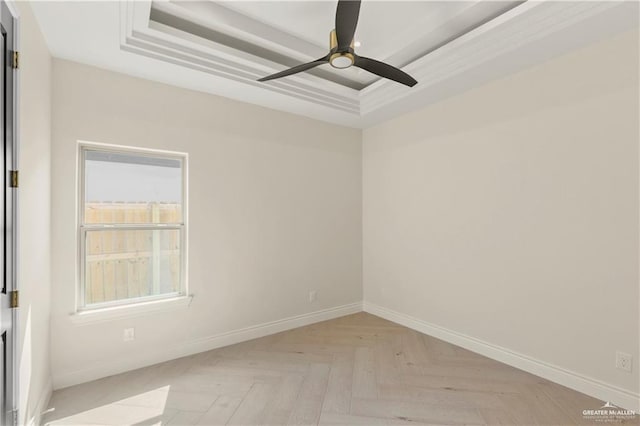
[84,202,182,305]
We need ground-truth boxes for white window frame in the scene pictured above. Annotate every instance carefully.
[77,142,188,312]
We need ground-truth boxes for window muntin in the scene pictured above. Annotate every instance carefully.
[79,145,186,310]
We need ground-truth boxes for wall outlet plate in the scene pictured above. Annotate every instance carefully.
[309,290,317,302]
[616,351,632,372]
[123,328,135,342]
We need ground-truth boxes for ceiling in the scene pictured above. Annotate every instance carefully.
[148,1,521,89]
[30,1,638,128]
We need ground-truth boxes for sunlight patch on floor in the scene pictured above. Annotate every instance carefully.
[45,385,170,426]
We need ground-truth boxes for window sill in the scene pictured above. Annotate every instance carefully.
[70,295,193,325]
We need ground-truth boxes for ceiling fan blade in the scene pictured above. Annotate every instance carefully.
[335,0,361,51]
[353,55,417,87]
[258,56,329,82]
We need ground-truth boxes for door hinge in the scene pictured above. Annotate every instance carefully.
[9,290,18,309]
[11,51,18,69]
[9,170,18,188]
[11,409,17,426]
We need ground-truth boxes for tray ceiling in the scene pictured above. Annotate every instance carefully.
[148,1,522,89]
[30,1,638,128]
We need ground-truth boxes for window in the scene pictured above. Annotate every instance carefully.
[79,144,187,311]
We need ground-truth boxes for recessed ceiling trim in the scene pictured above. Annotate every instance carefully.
[152,0,525,90]
[121,39,361,114]
[130,24,360,110]
[149,4,366,90]
[121,1,361,114]
[357,1,524,77]
[29,0,635,128]
[358,0,628,117]
[155,1,328,62]
[120,0,632,124]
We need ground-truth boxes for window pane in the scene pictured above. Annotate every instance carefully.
[84,150,182,224]
[84,228,182,306]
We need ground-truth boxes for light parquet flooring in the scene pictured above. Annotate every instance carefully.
[43,313,637,425]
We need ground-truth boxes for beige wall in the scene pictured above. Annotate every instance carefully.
[50,59,363,388]
[15,2,53,425]
[363,28,639,405]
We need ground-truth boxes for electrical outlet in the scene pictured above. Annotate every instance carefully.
[309,290,317,302]
[616,351,632,372]
[123,328,135,342]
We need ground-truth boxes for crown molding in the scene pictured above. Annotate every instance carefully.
[358,0,628,120]
[120,1,361,115]
[25,0,633,128]
[116,0,633,128]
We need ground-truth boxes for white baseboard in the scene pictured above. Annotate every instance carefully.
[53,302,362,389]
[27,377,52,426]
[363,301,640,413]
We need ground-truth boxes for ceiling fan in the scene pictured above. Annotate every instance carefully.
[257,0,417,87]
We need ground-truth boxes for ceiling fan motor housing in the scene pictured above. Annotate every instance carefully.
[329,29,354,69]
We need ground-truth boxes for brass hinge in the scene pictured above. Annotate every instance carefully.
[9,290,18,309]
[11,51,18,69]
[9,170,18,188]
